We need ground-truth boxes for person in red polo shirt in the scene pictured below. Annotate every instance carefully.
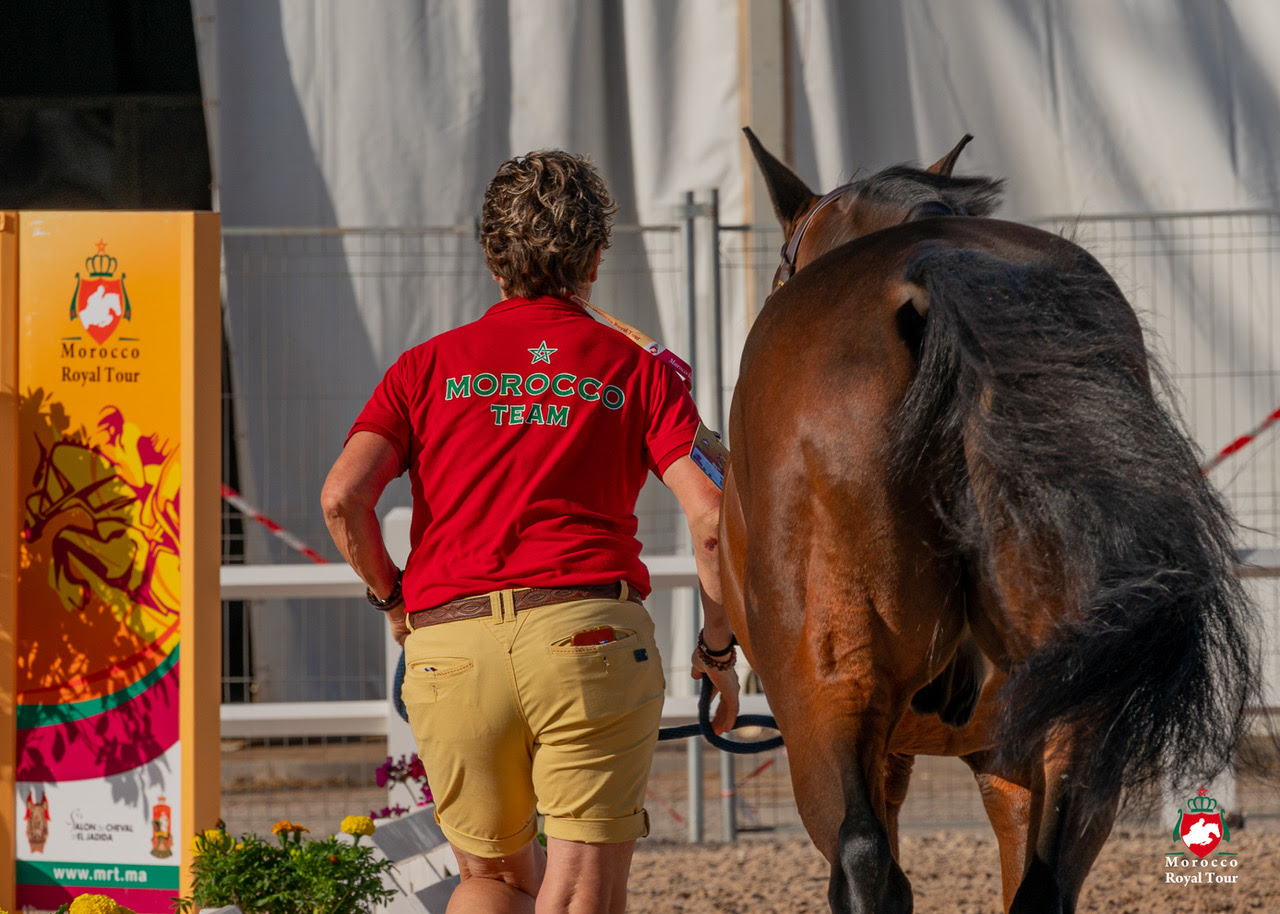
[322,149,738,914]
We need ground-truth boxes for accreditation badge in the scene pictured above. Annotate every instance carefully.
[690,422,729,489]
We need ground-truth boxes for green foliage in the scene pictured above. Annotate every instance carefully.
[171,820,395,914]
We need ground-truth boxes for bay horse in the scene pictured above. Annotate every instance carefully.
[721,128,1260,914]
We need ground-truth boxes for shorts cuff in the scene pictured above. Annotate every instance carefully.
[542,808,650,845]
[437,808,539,858]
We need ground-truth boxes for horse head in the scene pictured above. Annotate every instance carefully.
[742,128,1004,291]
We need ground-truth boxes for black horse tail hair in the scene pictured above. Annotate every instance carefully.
[890,242,1262,811]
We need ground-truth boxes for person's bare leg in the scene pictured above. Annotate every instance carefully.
[447,838,545,914]
[535,837,636,914]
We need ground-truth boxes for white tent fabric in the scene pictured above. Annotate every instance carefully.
[206,0,1280,241]
[200,0,1280,701]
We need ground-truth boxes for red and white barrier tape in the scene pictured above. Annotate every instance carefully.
[220,483,329,564]
[1202,404,1280,474]
[645,787,686,825]
[645,753,780,826]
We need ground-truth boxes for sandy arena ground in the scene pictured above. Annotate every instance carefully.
[628,829,1280,913]
[219,740,1280,912]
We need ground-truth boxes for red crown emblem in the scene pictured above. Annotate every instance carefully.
[69,239,132,344]
[1174,787,1228,859]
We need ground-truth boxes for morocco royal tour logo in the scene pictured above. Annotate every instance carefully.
[1174,787,1229,858]
[69,240,132,344]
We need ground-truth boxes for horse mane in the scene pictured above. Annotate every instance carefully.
[853,165,1005,218]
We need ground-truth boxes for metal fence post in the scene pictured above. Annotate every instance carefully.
[681,190,704,844]
[707,188,737,841]
[710,188,724,434]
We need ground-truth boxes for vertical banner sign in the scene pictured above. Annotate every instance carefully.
[1,213,18,914]
[7,212,221,913]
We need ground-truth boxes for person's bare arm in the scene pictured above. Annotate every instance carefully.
[321,431,409,644]
[662,454,739,734]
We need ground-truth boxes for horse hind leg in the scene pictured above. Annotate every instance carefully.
[827,741,915,914]
[829,810,913,914]
[883,753,915,861]
[1009,731,1118,914]
[783,703,914,914]
[962,751,1034,914]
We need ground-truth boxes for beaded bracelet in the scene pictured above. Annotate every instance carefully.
[696,637,737,672]
[367,569,404,611]
[698,629,737,658]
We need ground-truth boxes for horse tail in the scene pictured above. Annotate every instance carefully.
[891,242,1262,808]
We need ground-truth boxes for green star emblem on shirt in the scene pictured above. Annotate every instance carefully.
[528,341,557,364]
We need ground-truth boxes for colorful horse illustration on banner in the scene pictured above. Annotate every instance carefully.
[16,391,182,782]
[22,400,179,644]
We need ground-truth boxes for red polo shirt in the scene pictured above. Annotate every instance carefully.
[348,295,701,608]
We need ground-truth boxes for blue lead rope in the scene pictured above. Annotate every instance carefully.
[392,650,783,754]
[657,677,784,754]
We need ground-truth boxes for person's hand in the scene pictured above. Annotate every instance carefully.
[387,607,410,647]
[691,649,741,736]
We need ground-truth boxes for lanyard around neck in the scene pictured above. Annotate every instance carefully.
[570,294,693,390]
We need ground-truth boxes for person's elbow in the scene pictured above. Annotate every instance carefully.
[320,471,373,526]
[662,456,724,550]
[320,476,352,524]
[322,432,401,525]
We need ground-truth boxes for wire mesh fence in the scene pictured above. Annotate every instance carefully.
[1035,212,1280,719]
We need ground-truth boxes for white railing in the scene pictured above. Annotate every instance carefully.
[217,553,782,739]
[219,547,1279,739]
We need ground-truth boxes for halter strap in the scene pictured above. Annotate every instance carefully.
[776,183,854,289]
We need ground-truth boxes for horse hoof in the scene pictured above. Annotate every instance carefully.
[1009,856,1063,914]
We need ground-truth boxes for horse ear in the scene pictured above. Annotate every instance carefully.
[743,126,816,230]
[926,134,974,176]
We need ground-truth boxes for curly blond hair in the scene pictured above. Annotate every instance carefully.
[480,150,617,299]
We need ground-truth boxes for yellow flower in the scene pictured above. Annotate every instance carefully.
[192,827,228,856]
[341,815,377,837]
[68,896,118,914]
[117,908,138,914]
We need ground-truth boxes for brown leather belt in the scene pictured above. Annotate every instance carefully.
[408,583,642,629]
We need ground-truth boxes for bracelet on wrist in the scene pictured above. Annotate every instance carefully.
[695,630,737,671]
[366,569,404,611]
[696,640,737,672]
[698,629,737,658]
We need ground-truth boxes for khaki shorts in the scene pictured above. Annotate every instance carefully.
[401,585,665,858]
